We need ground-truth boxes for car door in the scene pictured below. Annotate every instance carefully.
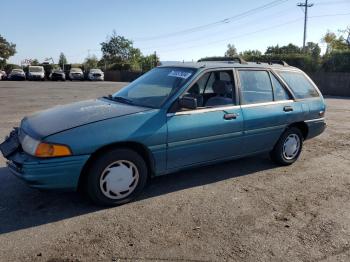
[237,68,302,155]
[166,69,244,170]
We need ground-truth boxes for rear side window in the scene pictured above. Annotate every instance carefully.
[238,70,273,104]
[270,73,291,101]
[278,71,319,99]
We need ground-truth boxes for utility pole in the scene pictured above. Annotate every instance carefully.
[154,51,157,68]
[297,0,314,50]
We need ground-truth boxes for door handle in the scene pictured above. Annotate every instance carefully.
[283,106,293,112]
[224,113,238,120]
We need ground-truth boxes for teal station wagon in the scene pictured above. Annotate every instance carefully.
[0,59,326,206]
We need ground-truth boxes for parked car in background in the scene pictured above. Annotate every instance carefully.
[0,70,7,80]
[8,69,26,80]
[88,69,104,81]
[69,68,84,81]
[27,66,45,81]
[50,69,66,81]
[0,60,326,206]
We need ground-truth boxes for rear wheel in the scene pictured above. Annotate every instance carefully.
[86,148,148,206]
[270,127,303,165]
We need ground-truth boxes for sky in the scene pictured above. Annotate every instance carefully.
[1,0,349,65]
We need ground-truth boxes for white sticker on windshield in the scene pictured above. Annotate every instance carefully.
[168,70,192,79]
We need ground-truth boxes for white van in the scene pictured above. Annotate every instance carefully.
[28,66,45,81]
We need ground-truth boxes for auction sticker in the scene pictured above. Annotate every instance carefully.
[168,70,192,79]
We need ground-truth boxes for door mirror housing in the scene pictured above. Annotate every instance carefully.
[179,97,197,110]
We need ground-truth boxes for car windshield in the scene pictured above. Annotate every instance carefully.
[29,67,43,72]
[12,69,23,73]
[90,69,102,73]
[112,67,197,108]
[71,68,82,72]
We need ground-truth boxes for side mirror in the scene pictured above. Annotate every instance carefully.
[179,97,197,110]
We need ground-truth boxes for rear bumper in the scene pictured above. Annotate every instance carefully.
[305,118,326,140]
[6,152,90,190]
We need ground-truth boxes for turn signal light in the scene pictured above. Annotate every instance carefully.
[35,142,72,157]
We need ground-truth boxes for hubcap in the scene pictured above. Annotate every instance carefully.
[283,134,301,160]
[99,160,139,200]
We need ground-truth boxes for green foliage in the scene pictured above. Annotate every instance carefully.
[31,59,40,66]
[4,63,20,73]
[323,51,350,72]
[58,52,68,68]
[0,35,16,61]
[0,34,16,69]
[140,54,159,72]
[265,43,303,55]
[101,31,136,63]
[240,50,262,60]
[322,30,349,54]
[100,31,159,72]
[84,55,99,70]
[224,44,237,57]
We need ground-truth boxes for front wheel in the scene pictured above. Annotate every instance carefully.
[270,127,303,166]
[86,148,148,206]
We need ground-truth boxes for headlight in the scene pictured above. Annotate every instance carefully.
[21,135,72,157]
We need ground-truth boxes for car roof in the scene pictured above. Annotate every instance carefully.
[159,61,300,71]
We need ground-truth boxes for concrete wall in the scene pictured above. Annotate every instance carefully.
[308,72,350,97]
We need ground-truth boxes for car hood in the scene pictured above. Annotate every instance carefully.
[29,72,44,75]
[21,98,151,138]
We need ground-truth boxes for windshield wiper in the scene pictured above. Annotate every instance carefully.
[103,95,134,105]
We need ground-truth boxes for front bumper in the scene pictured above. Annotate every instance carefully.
[70,75,84,80]
[6,152,90,190]
[28,75,44,80]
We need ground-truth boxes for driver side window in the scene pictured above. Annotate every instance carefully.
[182,70,236,110]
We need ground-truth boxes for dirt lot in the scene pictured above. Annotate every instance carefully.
[0,81,349,262]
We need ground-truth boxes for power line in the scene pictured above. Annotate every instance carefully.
[133,0,289,41]
[153,12,350,54]
[297,0,314,50]
[140,7,295,51]
[315,0,350,6]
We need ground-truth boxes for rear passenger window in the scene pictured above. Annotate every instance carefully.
[270,73,291,101]
[278,71,319,99]
[239,70,273,104]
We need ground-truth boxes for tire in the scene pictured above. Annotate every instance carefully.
[270,127,303,166]
[86,148,148,206]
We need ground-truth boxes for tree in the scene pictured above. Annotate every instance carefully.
[305,42,321,60]
[224,44,238,57]
[0,34,16,69]
[101,31,135,64]
[322,31,337,54]
[140,53,160,71]
[322,30,349,54]
[31,59,40,66]
[265,44,301,55]
[240,50,262,60]
[58,52,67,69]
[84,55,99,70]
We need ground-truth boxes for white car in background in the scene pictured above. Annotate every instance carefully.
[0,70,6,80]
[88,68,104,81]
[69,68,84,81]
[27,66,45,81]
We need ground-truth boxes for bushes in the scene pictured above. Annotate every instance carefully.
[322,51,350,72]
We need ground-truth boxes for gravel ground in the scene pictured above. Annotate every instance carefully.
[0,81,349,262]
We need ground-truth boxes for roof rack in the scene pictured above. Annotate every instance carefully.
[198,56,248,65]
[255,60,289,66]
